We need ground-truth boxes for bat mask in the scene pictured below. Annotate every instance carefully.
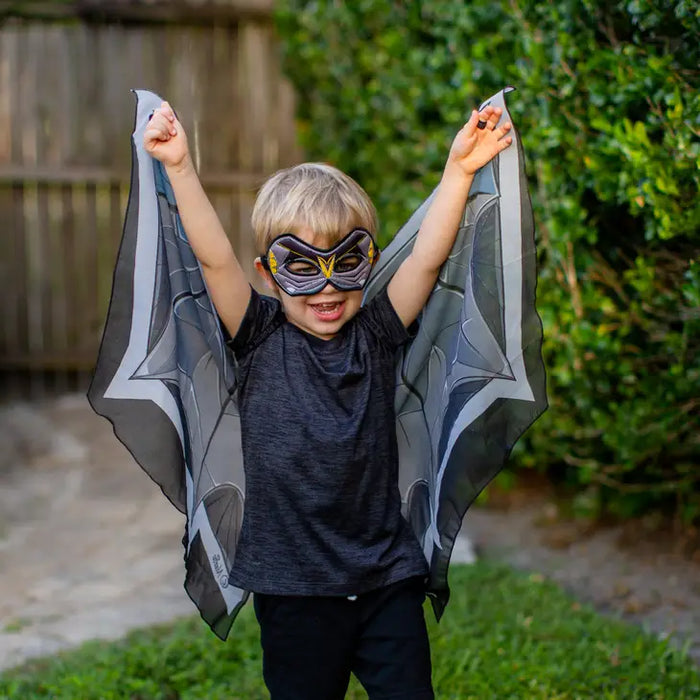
[260,228,377,296]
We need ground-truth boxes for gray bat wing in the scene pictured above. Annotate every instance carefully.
[364,87,547,618]
[88,90,247,640]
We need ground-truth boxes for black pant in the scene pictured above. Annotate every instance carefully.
[253,576,434,700]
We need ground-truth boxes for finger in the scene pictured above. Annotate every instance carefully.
[152,108,178,137]
[496,133,513,151]
[478,105,497,118]
[143,126,170,143]
[144,116,173,141]
[494,121,513,139]
[475,105,491,129]
[160,101,176,122]
[148,113,172,137]
[149,110,170,127]
[480,106,502,130]
[462,109,480,134]
[476,107,489,129]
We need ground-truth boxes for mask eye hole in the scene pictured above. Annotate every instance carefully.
[287,260,319,276]
[335,255,362,273]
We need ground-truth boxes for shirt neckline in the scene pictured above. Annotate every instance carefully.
[285,318,350,353]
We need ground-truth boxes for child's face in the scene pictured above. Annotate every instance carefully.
[255,225,366,341]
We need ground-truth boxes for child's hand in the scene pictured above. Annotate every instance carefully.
[446,106,512,178]
[143,101,190,171]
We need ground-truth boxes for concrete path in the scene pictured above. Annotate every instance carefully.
[0,395,192,671]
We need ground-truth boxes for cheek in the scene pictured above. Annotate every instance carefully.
[348,292,364,307]
[279,296,305,317]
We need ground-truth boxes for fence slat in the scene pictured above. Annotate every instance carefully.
[11,185,29,355]
[0,27,13,163]
[0,186,17,355]
[61,184,78,352]
[48,186,69,393]
[85,182,99,353]
[37,184,53,363]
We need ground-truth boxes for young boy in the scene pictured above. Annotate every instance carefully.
[144,102,511,700]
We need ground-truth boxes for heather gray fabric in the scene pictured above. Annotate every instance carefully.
[88,87,547,639]
[225,288,428,595]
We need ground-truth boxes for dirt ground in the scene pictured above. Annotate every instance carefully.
[0,394,698,672]
[463,487,700,665]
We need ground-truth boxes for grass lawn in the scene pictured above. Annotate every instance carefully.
[1,562,698,699]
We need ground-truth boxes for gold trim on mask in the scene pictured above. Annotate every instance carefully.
[318,254,336,279]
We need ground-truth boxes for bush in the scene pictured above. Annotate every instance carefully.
[275,1,700,522]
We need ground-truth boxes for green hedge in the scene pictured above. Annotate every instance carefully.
[275,1,700,522]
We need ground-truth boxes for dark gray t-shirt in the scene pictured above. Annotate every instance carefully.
[226,288,428,596]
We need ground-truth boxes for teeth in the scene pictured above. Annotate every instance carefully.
[312,302,341,315]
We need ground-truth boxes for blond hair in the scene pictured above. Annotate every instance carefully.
[251,163,377,254]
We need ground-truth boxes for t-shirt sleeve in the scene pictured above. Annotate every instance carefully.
[360,289,417,351]
[222,287,283,358]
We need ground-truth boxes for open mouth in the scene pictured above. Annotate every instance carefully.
[309,300,345,321]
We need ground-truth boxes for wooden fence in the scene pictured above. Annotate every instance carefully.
[0,2,302,397]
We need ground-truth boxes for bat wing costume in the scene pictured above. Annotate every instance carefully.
[88,87,547,639]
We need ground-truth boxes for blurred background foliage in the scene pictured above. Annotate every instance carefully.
[275,1,700,523]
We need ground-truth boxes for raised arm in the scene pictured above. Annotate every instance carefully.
[144,102,251,339]
[387,106,512,327]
